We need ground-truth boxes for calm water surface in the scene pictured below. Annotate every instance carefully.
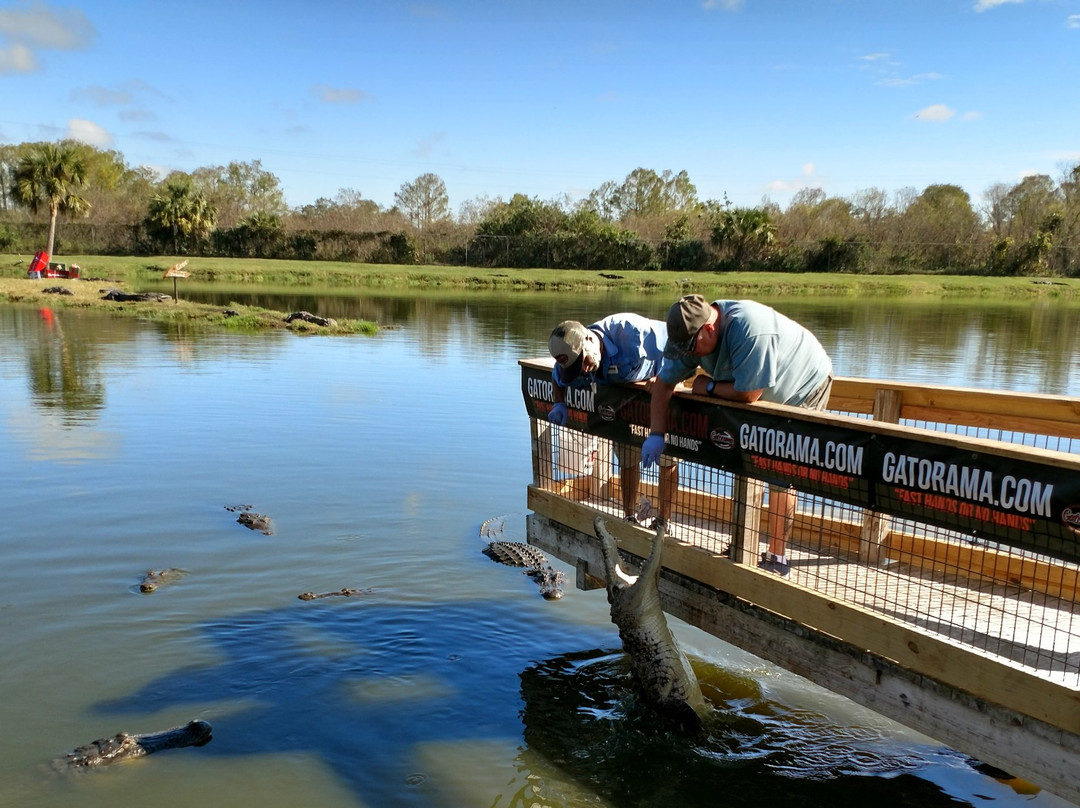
[1,291,1077,808]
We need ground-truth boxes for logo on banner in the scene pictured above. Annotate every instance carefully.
[710,428,735,450]
[1064,507,1080,532]
[598,404,616,422]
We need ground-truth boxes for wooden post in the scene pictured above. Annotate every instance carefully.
[730,474,766,565]
[859,388,903,563]
[162,259,190,303]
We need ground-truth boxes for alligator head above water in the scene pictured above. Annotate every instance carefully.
[594,515,706,728]
[58,719,213,770]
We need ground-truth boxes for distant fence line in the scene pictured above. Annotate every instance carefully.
[1,220,1077,276]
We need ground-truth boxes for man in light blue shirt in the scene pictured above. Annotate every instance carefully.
[548,314,677,528]
[644,295,834,576]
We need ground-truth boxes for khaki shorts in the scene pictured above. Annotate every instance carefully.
[802,375,833,412]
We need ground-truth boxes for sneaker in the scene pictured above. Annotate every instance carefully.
[624,514,642,525]
[758,553,790,577]
[721,545,732,558]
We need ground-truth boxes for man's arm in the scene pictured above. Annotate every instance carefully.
[548,373,569,424]
[690,375,763,403]
[649,379,676,435]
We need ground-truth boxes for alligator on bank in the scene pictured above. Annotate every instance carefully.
[58,720,212,770]
[284,310,337,327]
[594,515,707,729]
[100,289,171,303]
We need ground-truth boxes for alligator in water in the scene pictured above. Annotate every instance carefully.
[139,568,186,592]
[298,587,374,600]
[225,504,273,534]
[482,538,565,600]
[594,515,706,729]
[58,720,212,770]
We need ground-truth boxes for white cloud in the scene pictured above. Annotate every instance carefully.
[310,84,373,104]
[119,108,156,122]
[0,2,94,72]
[0,42,36,73]
[1067,14,1080,28]
[914,104,955,122]
[702,0,743,10]
[72,85,134,106]
[0,2,95,48]
[973,0,1024,11]
[878,72,944,88]
[65,118,112,147]
[766,163,819,193]
[961,110,982,121]
[411,130,446,158]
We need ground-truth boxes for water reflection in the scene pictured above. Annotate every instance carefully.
[24,307,106,419]
[167,286,1080,394]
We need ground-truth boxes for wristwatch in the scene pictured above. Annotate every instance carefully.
[706,380,716,396]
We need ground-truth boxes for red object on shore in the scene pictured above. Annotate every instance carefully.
[28,251,49,278]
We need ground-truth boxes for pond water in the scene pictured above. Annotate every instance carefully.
[1,291,1077,808]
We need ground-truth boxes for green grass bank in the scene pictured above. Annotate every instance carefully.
[3,253,1078,333]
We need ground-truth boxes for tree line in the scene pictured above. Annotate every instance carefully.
[2,140,1078,276]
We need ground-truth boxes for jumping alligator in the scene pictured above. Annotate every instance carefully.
[58,720,212,770]
[594,515,706,728]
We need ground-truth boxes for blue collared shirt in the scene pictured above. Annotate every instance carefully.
[659,300,832,406]
[553,313,667,388]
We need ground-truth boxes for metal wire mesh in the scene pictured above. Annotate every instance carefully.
[533,420,1080,687]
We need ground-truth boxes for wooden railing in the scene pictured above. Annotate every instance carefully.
[522,358,1080,800]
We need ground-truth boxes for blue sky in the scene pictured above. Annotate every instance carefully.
[1,0,1078,215]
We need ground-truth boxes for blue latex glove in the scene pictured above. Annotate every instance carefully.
[548,402,568,425]
[641,433,665,469]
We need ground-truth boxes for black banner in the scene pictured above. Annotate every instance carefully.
[522,364,1080,563]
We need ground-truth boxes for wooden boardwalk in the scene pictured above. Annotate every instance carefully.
[521,360,1080,801]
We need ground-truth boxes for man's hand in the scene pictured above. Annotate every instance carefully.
[641,433,665,469]
[548,402,568,425]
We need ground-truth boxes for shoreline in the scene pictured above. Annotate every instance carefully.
[4,255,1078,333]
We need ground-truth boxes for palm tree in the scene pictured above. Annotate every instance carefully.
[10,142,91,257]
[712,207,777,266]
[144,181,217,254]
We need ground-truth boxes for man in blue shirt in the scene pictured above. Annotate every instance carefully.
[643,295,834,576]
[548,314,678,529]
